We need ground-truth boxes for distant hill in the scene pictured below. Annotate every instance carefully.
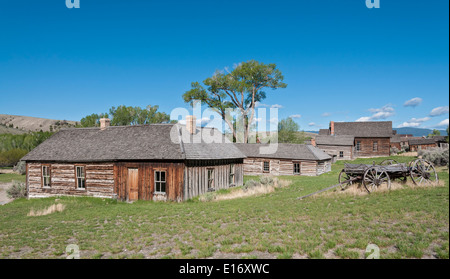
[394,127,447,137]
[0,114,78,133]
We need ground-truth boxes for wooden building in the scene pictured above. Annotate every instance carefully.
[314,135,354,161]
[22,119,245,202]
[234,143,332,176]
[315,121,392,158]
[408,138,438,151]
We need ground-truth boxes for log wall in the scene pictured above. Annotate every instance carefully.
[27,162,115,198]
[242,157,331,176]
[409,143,437,152]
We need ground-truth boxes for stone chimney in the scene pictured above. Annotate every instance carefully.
[100,118,110,130]
[330,121,335,135]
[186,115,197,135]
[311,137,316,147]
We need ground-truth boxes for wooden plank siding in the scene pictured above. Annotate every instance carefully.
[184,160,244,200]
[242,157,330,176]
[315,145,353,161]
[409,143,437,152]
[27,162,115,198]
[114,162,185,202]
[353,137,390,157]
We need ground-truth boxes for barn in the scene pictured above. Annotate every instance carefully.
[234,143,332,176]
[21,119,245,202]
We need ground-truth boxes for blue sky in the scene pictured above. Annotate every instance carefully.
[0,0,448,131]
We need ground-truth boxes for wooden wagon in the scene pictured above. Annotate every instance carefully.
[338,159,439,193]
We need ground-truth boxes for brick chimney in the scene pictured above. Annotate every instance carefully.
[186,115,197,135]
[330,121,335,135]
[100,118,110,130]
[311,137,316,147]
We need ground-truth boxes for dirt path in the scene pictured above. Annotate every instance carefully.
[0,182,13,205]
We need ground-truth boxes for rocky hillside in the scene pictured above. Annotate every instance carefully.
[0,114,78,133]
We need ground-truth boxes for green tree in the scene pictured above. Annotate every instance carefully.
[277,117,306,144]
[428,129,441,138]
[183,60,287,142]
[80,113,109,127]
[109,105,171,126]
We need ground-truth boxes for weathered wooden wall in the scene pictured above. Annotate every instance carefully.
[354,137,390,157]
[390,142,401,150]
[27,162,115,198]
[317,160,332,175]
[409,143,437,152]
[242,158,331,176]
[316,145,353,161]
[184,160,244,200]
[114,162,185,202]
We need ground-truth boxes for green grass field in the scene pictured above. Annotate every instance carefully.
[0,173,26,183]
[0,156,448,259]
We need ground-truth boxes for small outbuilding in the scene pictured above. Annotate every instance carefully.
[234,143,332,176]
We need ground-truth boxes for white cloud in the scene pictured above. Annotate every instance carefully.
[308,122,316,127]
[430,106,449,117]
[289,114,302,118]
[321,112,331,117]
[397,117,431,128]
[255,102,269,108]
[356,104,395,122]
[404,97,423,107]
[436,118,449,127]
[271,104,283,109]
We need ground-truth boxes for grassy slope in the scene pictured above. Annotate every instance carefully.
[0,156,448,259]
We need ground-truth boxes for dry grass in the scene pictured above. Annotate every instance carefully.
[27,203,66,217]
[398,152,418,157]
[201,178,292,202]
[323,179,445,198]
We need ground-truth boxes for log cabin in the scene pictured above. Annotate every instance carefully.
[408,138,438,151]
[315,121,393,158]
[234,143,332,176]
[21,117,245,202]
[314,135,354,161]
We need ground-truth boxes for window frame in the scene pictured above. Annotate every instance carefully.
[229,164,235,185]
[42,165,51,188]
[263,161,270,173]
[207,168,215,190]
[154,170,167,194]
[373,141,378,152]
[75,165,86,190]
[293,162,301,175]
[356,141,361,151]
[339,151,344,158]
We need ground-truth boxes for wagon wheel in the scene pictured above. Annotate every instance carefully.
[363,167,391,193]
[409,159,439,186]
[380,159,399,166]
[338,169,353,190]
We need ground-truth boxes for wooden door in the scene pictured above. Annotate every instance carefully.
[127,168,139,201]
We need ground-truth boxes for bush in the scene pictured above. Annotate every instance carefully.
[242,180,259,192]
[6,181,27,199]
[0,149,28,167]
[259,176,274,186]
[390,147,400,155]
[419,148,449,167]
[13,161,26,175]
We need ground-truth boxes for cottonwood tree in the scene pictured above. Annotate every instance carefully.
[182,60,287,143]
[278,117,306,144]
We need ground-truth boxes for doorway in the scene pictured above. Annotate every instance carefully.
[127,168,139,201]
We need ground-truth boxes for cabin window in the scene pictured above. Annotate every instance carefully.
[42,165,51,187]
[207,168,214,190]
[155,171,166,193]
[339,151,344,158]
[356,141,361,151]
[229,164,235,185]
[76,166,86,189]
[293,163,300,175]
[373,141,378,152]
[263,161,270,173]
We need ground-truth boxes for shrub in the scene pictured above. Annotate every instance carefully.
[6,181,27,199]
[390,147,400,155]
[419,148,449,167]
[242,180,259,192]
[259,176,274,186]
[13,161,26,175]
